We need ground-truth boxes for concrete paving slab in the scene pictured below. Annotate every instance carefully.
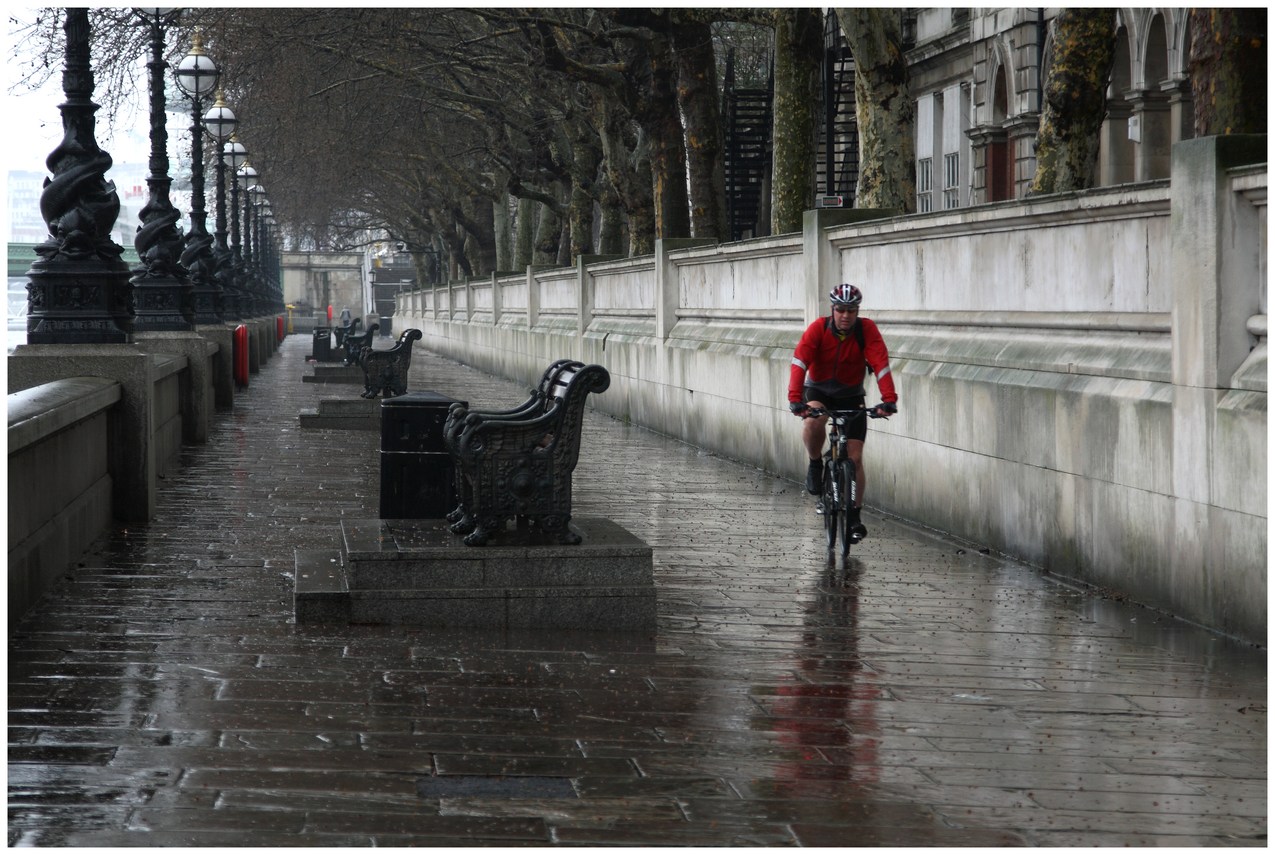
[7,335,1267,847]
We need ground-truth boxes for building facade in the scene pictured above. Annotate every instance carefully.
[906,8,1195,210]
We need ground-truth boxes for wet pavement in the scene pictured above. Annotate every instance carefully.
[8,335,1268,846]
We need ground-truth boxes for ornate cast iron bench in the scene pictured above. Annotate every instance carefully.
[333,317,361,349]
[359,328,422,399]
[341,321,379,366]
[443,358,577,526]
[445,360,610,546]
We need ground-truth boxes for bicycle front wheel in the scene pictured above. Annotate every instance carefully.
[836,459,857,554]
[822,457,838,552]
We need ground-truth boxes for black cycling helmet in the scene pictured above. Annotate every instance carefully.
[829,283,862,307]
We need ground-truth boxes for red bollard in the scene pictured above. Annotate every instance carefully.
[234,324,250,388]
[276,316,284,342]
[327,305,333,323]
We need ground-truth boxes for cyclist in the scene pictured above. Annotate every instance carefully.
[788,284,897,541]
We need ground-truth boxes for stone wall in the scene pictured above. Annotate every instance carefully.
[396,137,1266,642]
[6,320,281,619]
[9,378,121,621]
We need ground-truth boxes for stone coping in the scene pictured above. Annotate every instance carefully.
[7,376,121,453]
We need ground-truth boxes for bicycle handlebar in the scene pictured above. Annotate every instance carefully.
[801,406,887,420]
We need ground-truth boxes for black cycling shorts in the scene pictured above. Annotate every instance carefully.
[802,389,868,442]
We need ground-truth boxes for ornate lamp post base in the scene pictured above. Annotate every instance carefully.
[130,272,196,331]
[26,257,134,344]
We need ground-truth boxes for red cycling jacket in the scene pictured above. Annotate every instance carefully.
[788,316,897,405]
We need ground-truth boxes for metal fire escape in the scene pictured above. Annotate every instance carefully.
[818,12,859,205]
[722,49,772,242]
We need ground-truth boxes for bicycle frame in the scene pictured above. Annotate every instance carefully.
[803,406,880,554]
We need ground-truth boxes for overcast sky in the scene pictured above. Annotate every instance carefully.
[4,7,153,175]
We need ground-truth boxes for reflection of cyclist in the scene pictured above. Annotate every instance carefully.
[788,284,898,540]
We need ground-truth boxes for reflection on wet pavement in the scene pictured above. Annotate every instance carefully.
[8,336,1267,846]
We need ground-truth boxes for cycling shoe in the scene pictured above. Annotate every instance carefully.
[805,460,823,495]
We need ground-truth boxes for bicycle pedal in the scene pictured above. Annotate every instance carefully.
[815,501,825,515]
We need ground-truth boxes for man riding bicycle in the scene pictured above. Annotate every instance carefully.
[788,284,897,541]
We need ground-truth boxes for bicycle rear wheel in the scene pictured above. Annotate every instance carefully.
[837,459,857,554]
[821,457,838,552]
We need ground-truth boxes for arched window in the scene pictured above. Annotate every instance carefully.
[987,66,1012,201]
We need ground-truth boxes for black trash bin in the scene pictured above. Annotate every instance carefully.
[311,327,333,362]
[379,391,467,519]
[379,316,393,337]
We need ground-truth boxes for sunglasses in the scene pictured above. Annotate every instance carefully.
[832,306,858,314]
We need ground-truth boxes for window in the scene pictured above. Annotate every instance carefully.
[917,157,933,213]
[943,152,960,209]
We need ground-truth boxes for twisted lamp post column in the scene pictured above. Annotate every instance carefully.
[130,7,194,332]
[26,7,133,343]
[174,32,221,325]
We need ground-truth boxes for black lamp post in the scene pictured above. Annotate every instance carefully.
[237,163,260,315]
[222,136,248,316]
[174,31,221,325]
[261,204,281,312]
[130,7,194,332]
[26,8,133,344]
[203,90,240,321]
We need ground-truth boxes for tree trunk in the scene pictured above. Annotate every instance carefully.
[462,194,497,277]
[595,96,655,256]
[533,196,563,266]
[596,171,625,255]
[836,9,915,212]
[567,120,601,261]
[639,33,692,241]
[493,191,512,271]
[771,8,823,234]
[672,17,727,241]
[1030,9,1117,194]
[514,197,536,270]
[1189,8,1267,136]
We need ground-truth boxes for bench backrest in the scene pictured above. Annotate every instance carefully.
[539,363,610,469]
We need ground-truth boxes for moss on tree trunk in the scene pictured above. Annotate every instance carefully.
[1189,9,1268,136]
[1030,9,1117,195]
[771,8,823,235]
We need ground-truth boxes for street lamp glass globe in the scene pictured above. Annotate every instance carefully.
[203,92,237,141]
[238,164,259,188]
[223,138,247,170]
[176,33,219,97]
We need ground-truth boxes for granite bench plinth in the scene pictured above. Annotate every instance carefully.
[298,398,379,430]
[294,517,655,630]
[302,364,365,384]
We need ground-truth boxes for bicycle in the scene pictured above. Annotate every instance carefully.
[802,406,886,555]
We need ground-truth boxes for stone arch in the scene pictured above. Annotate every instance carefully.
[987,59,1012,200]
[1130,12,1173,179]
[1099,23,1136,184]
[1143,12,1169,86]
